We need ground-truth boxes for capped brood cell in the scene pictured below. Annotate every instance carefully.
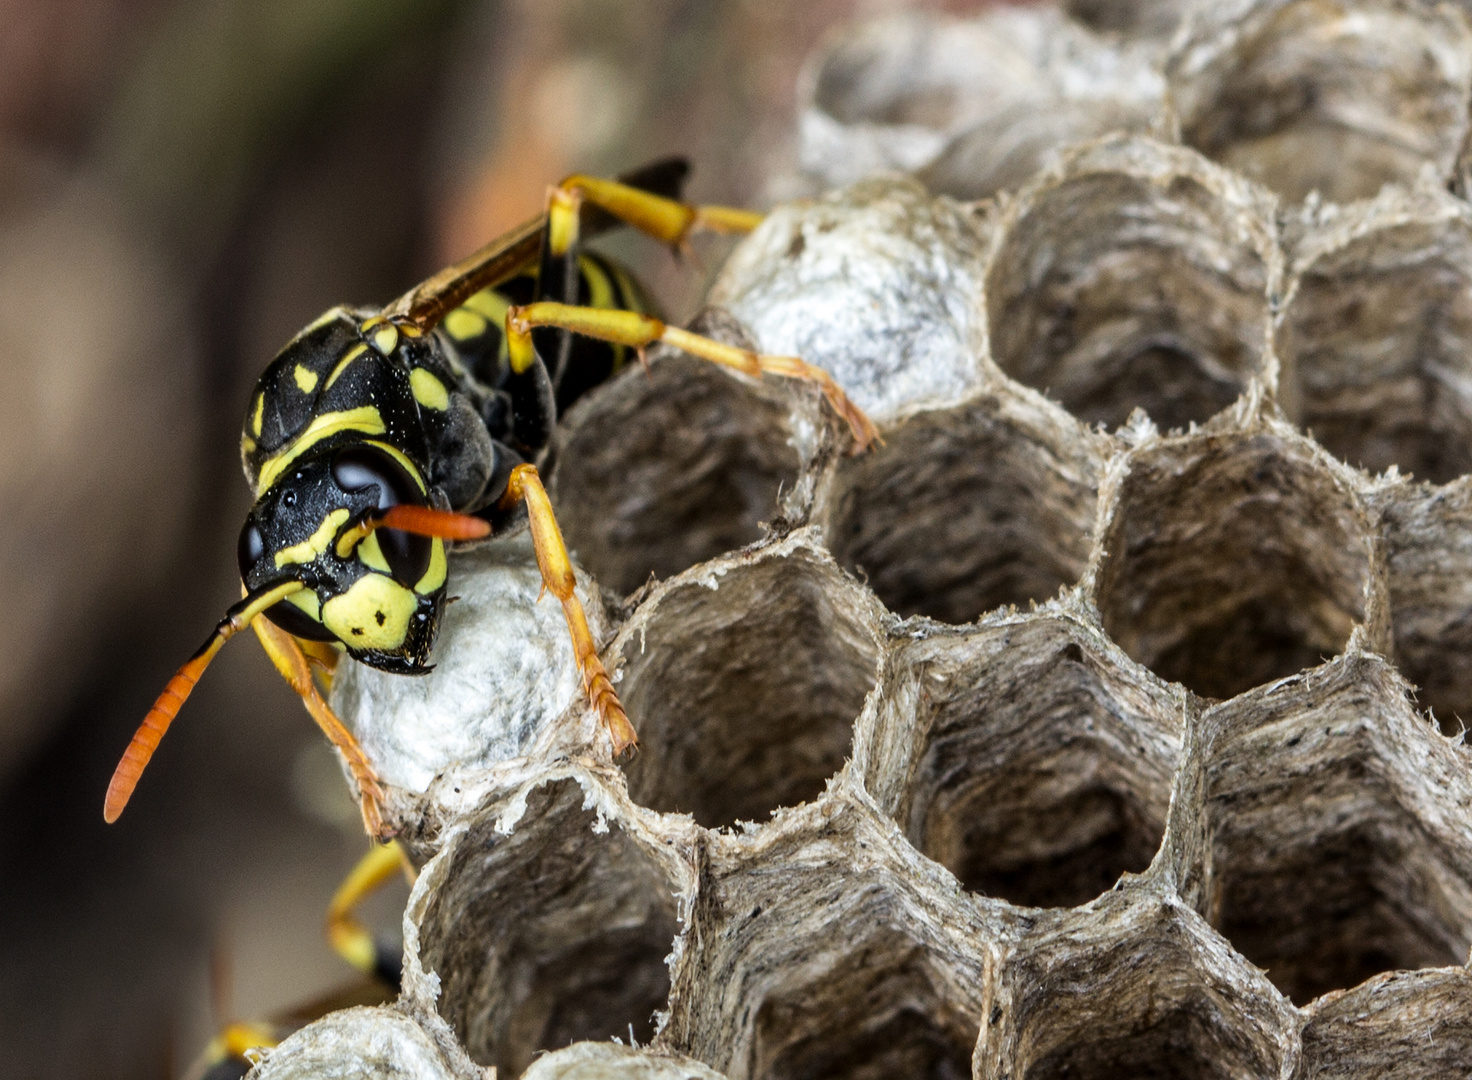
[405,769,684,1077]
[1189,654,1472,1004]
[859,613,1184,909]
[613,531,883,830]
[817,390,1101,625]
[706,176,990,425]
[985,136,1277,432]
[982,888,1298,1080]
[1169,0,1472,203]
[1278,185,1472,484]
[663,794,1001,1080]
[1093,424,1381,701]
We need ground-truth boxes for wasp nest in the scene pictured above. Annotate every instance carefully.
[255,3,1472,1078]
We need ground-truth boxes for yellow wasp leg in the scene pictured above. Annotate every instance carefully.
[250,614,388,838]
[505,302,880,450]
[500,464,638,756]
[549,174,763,257]
[326,840,415,977]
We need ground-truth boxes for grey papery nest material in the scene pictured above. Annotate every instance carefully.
[256,3,1472,1077]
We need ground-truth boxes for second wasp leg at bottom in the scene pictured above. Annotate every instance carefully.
[500,463,638,756]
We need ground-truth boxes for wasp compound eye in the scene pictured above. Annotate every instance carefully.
[332,446,432,585]
[237,519,265,579]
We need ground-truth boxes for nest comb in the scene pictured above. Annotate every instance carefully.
[254,3,1472,1078]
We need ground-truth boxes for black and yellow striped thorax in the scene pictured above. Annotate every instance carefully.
[233,250,649,672]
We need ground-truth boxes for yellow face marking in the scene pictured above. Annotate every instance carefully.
[285,589,322,621]
[414,538,447,595]
[256,406,386,493]
[275,508,350,568]
[443,307,487,341]
[322,573,418,651]
[410,367,450,411]
[324,342,369,391]
[294,363,319,393]
[372,324,399,355]
[252,392,265,437]
[241,435,256,455]
[362,439,427,492]
[356,530,391,573]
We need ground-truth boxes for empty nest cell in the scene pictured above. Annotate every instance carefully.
[666,798,994,1080]
[1095,429,1374,701]
[872,615,1181,909]
[616,536,882,829]
[821,392,1099,624]
[986,139,1271,431]
[411,777,679,1077]
[1377,481,1472,734]
[1194,655,1472,1005]
[1280,197,1472,484]
[552,349,803,597]
[1294,968,1472,1079]
[1170,0,1472,203]
[989,890,1296,1080]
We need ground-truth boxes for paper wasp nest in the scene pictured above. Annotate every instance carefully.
[259,2,1472,1077]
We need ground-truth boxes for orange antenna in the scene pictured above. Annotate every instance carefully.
[334,505,491,558]
[104,580,305,823]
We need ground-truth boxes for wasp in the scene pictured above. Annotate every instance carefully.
[105,160,877,836]
[185,843,412,1080]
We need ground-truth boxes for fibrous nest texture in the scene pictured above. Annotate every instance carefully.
[255,2,1472,1078]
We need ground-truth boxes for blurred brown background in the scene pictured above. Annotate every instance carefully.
[0,1,991,1076]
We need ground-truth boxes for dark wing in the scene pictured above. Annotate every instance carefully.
[384,157,691,332]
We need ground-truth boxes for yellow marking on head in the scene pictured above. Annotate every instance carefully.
[256,406,386,493]
[252,391,265,437]
[356,530,391,572]
[324,342,369,391]
[415,537,447,594]
[362,439,427,492]
[241,434,256,456]
[410,367,450,411]
[372,324,399,355]
[274,508,350,567]
[443,307,487,341]
[294,363,319,393]
[285,588,322,621]
[322,573,418,651]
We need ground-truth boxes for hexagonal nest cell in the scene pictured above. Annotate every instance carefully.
[253,5,1472,1078]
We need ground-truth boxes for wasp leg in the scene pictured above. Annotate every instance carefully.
[550,174,763,255]
[251,615,388,837]
[505,302,880,450]
[326,840,413,988]
[493,463,637,756]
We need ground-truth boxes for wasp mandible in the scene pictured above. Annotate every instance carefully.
[105,160,877,835]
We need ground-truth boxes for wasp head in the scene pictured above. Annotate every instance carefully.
[237,443,446,673]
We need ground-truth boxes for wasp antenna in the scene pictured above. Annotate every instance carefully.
[104,581,304,823]
[378,505,492,541]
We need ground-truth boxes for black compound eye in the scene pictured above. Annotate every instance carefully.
[331,445,432,586]
[331,446,422,511]
[237,519,265,579]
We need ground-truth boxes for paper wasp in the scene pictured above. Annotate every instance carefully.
[105,159,877,836]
